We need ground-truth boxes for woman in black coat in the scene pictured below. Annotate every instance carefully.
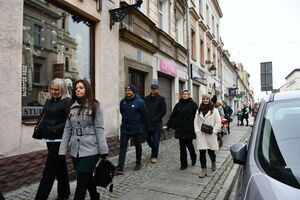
[166,90,198,170]
[35,78,71,200]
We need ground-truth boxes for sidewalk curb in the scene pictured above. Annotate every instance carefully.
[223,164,240,200]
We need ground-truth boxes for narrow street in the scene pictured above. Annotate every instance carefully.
[4,120,252,200]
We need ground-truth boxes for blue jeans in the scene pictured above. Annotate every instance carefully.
[144,130,161,158]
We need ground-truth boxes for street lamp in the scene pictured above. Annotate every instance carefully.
[209,64,217,76]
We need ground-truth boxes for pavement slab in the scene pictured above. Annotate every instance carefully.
[3,119,252,200]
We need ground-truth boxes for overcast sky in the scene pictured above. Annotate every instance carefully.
[220,0,300,100]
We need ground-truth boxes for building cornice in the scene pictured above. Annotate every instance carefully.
[212,39,219,47]
[206,30,214,40]
[120,29,158,54]
[212,0,223,18]
[198,20,208,32]
[285,68,300,79]
[189,7,200,21]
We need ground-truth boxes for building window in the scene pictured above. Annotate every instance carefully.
[207,47,211,67]
[212,15,215,35]
[33,63,41,83]
[216,24,219,41]
[22,0,93,121]
[199,0,203,17]
[62,17,65,30]
[175,8,184,45]
[159,0,169,33]
[206,5,209,28]
[191,29,196,61]
[33,24,42,46]
[200,39,204,66]
[65,57,69,71]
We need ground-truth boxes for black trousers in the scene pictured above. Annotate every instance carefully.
[116,133,142,170]
[179,138,196,167]
[35,142,70,200]
[72,155,100,200]
[199,149,216,169]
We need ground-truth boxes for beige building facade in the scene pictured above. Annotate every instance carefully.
[280,68,300,92]
[119,0,189,126]
[188,0,223,102]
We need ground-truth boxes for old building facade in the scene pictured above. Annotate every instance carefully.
[0,0,120,191]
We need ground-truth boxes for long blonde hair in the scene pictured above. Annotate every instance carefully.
[48,78,71,100]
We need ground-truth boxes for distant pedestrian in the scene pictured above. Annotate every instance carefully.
[194,94,221,178]
[241,104,249,126]
[215,101,224,118]
[222,101,233,134]
[143,84,166,164]
[252,103,259,121]
[236,109,242,126]
[59,80,109,200]
[35,78,71,200]
[114,84,147,175]
[166,90,198,170]
[248,104,252,115]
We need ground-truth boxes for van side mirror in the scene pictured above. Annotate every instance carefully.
[230,143,247,165]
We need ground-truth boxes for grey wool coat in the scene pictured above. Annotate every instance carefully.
[59,101,109,158]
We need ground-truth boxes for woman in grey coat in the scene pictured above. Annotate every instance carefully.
[59,80,108,200]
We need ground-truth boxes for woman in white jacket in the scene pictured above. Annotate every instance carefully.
[194,94,221,178]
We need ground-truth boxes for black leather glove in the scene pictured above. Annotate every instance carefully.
[100,153,108,159]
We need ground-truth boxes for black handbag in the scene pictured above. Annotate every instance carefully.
[94,159,115,192]
[32,114,45,140]
[201,123,213,134]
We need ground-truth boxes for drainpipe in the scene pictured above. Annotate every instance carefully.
[185,0,192,91]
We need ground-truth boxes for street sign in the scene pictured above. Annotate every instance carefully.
[228,88,237,96]
[260,62,273,91]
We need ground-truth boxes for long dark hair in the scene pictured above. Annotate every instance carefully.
[67,79,99,120]
[198,98,214,114]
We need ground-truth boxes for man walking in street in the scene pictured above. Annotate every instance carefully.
[223,101,233,134]
[144,84,166,164]
[115,84,147,175]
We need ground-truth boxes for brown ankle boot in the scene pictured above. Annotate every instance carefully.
[199,168,207,178]
[212,162,216,171]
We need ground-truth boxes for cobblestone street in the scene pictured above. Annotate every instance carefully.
[4,121,252,200]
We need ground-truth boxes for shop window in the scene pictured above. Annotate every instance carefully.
[22,0,93,122]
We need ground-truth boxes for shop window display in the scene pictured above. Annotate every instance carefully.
[22,0,93,122]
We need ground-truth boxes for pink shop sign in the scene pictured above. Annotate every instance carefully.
[159,58,177,77]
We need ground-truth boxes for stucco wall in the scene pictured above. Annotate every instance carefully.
[0,0,23,156]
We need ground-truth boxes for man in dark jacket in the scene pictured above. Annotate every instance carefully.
[223,101,233,134]
[115,84,147,175]
[144,84,166,164]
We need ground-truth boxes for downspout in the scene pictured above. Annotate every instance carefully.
[185,0,192,91]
